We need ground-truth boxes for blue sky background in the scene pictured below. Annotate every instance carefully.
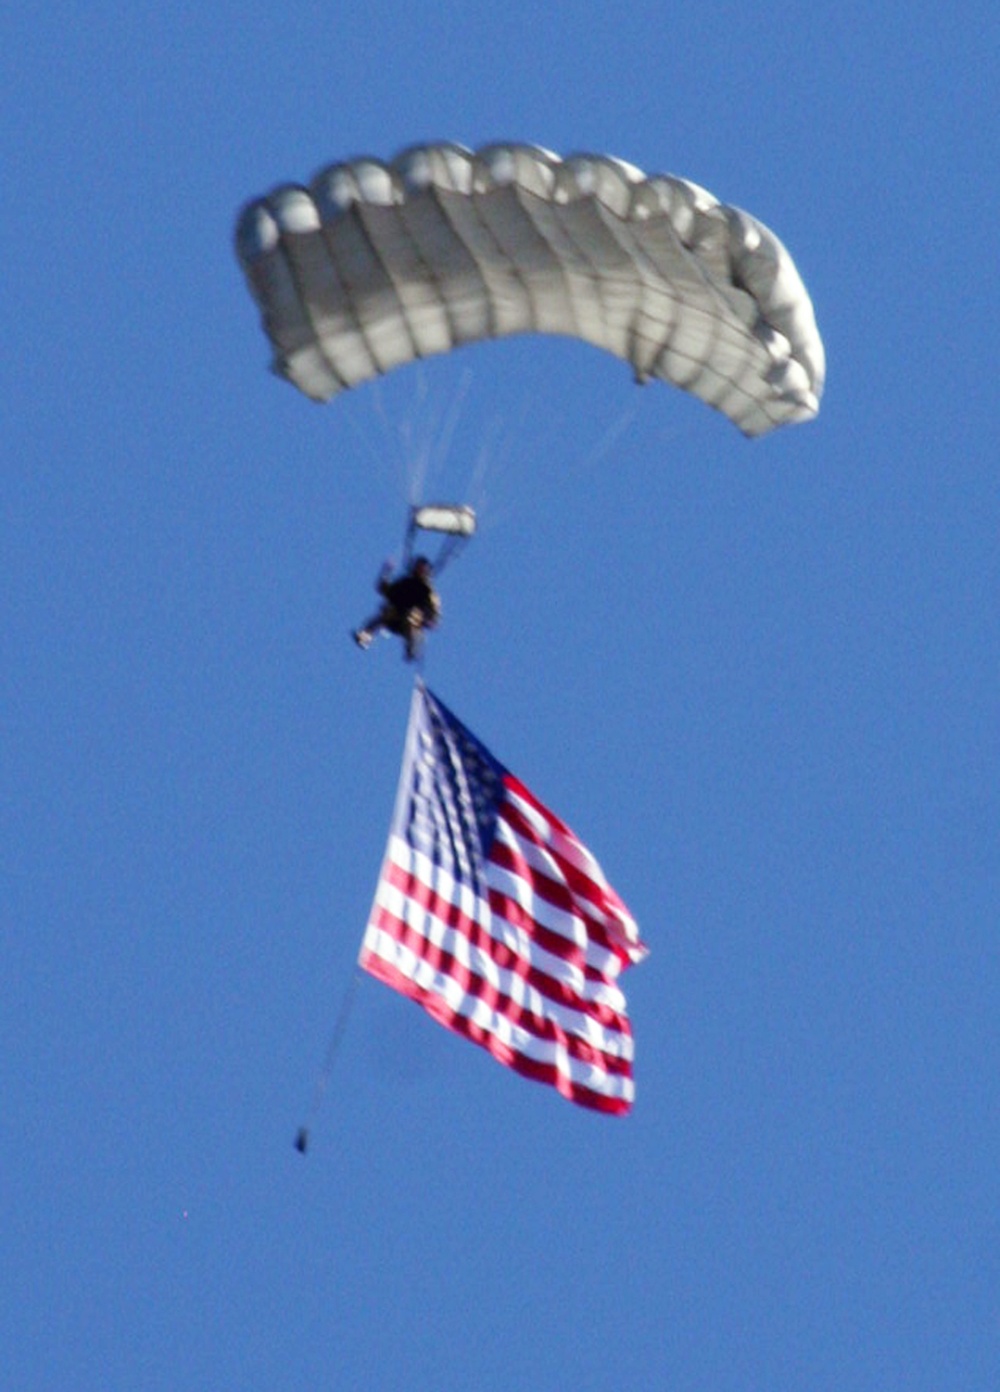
[4,4,998,1389]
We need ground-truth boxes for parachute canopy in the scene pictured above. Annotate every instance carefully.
[235,142,824,438]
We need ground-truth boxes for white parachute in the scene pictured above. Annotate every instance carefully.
[235,141,824,438]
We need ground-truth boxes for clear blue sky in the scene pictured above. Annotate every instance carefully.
[4,4,998,1389]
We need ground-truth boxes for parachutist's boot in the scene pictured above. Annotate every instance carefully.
[353,628,372,650]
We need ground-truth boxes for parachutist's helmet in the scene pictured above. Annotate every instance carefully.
[412,556,432,576]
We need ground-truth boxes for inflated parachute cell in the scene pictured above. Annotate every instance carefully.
[235,142,824,437]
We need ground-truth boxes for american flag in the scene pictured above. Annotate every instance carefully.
[359,683,648,1114]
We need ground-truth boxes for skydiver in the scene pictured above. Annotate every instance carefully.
[352,555,441,662]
